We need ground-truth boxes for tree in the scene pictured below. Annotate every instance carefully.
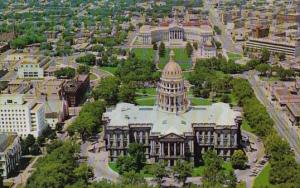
[231,150,247,169]
[202,150,224,187]
[128,143,146,172]
[46,140,63,153]
[221,94,231,103]
[193,42,198,50]
[158,42,166,57]
[76,54,96,65]
[92,77,120,105]
[116,156,137,174]
[68,112,97,140]
[153,42,158,50]
[172,160,193,186]
[215,41,222,49]
[30,144,41,155]
[120,171,146,186]
[255,63,271,76]
[54,67,75,79]
[186,42,193,57]
[26,141,80,188]
[25,134,36,147]
[278,53,286,61]
[260,48,270,63]
[153,161,168,185]
[77,65,90,74]
[213,25,222,35]
[73,164,93,183]
[118,84,136,103]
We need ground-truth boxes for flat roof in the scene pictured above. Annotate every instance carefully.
[104,102,240,135]
[287,103,300,117]
[0,133,17,152]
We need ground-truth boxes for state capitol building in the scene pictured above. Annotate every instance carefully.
[103,51,242,166]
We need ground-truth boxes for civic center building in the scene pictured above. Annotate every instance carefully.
[103,51,242,166]
[137,11,214,45]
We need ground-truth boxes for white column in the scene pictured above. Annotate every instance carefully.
[228,133,231,146]
[127,134,129,142]
[221,133,224,146]
[159,142,162,156]
[234,133,237,146]
[183,142,185,155]
[139,131,143,144]
[120,134,123,147]
[174,143,176,156]
[202,131,205,144]
[208,131,211,144]
[196,131,200,144]
[107,134,110,147]
[168,143,170,156]
[134,131,137,142]
[214,132,218,145]
[180,143,183,155]
[145,132,149,145]
[113,134,116,147]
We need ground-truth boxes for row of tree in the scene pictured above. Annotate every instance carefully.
[26,141,93,188]
[68,100,106,141]
[231,78,300,186]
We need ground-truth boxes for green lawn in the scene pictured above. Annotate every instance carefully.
[227,52,242,62]
[109,162,118,172]
[192,162,233,177]
[237,181,246,188]
[132,48,192,70]
[241,120,254,133]
[259,76,280,82]
[136,88,157,96]
[131,48,155,62]
[136,97,156,106]
[253,163,277,188]
[109,162,155,177]
[89,73,98,80]
[100,66,118,75]
[190,97,212,106]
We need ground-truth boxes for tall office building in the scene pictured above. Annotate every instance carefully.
[0,94,46,137]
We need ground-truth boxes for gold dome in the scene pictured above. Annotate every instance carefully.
[162,50,183,80]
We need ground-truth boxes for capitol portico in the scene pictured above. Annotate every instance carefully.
[103,51,242,166]
[137,11,214,46]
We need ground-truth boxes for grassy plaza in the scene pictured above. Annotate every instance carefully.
[131,48,192,70]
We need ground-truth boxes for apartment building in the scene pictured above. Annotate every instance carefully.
[0,94,46,137]
[0,133,21,179]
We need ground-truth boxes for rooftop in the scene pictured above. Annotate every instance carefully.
[287,103,300,117]
[104,102,240,136]
[0,133,18,153]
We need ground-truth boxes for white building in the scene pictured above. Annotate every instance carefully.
[0,133,21,179]
[0,94,46,137]
[137,11,213,46]
[196,41,217,59]
[17,59,45,79]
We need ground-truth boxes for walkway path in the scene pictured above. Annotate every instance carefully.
[88,151,119,182]
[12,155,43,188]
[235,130,265,188]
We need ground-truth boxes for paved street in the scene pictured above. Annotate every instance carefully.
[88,151,119,182]
[204,0,242,54]
[235,130,265,188]
[12,156,43,188]
[247,71,300,162]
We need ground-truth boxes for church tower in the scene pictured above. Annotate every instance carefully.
[157,51,189,113]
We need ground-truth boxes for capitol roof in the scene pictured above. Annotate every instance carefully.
[103,102,240,136]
